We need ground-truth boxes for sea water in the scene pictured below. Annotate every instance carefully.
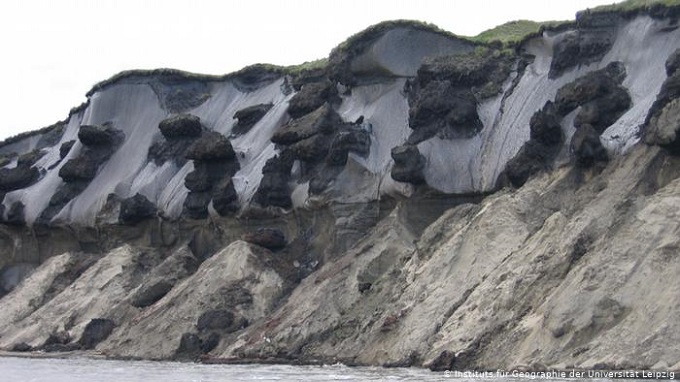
[0,356,630,382]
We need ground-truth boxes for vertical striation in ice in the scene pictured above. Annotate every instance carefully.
[2,15,679,226]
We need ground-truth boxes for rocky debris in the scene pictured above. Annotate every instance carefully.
[147,138,195,166]
[666,48,680,76]
[554,62,627,112]
[308,166,344,195]
[416,47,515,98]
[79,318,115,349]
[78,124,124,146]
[529,101,564,147]
[253,151,294,208]
[199,332,221,353]
[645,49,680,153]
[232,103,273,136]
[573,86,632,133]
[501,140,556,188]
[502,63,630,187]
[358,282,372,293]
[96,241,286,360]
[43,342,82,352]
[184,162,229,192]
[501,102,564,187]
[59,125,123,183]
[549,28,616,78]
[646,99,680,153]
[221,284,254,306]
[148,114,207,166]
[59,140,76,159]
[408,82,482,143]
[272,104,340,145]
[0,246,161,352]
[40,331,73,352]
[230,64,285,92]
[196,310,234,331]
[406,48,513,144]
[185,131,236,161]
[119,193,157,225]
[184,191,212,219]
[5,201,25,226]
[391,145,426,184]
[131,280,173,308]
[218,143,680,369]
[254,172,292,209]
[153,79,210,114]
[0,154,13,168]
[0,263,36,299]
[0,146,47,192]
[17,149,46,167]
[253,150,295,208]
[201,313,247,334]
[35,253,101,310]
[380,313,401,332]
[571,124,608,168]
[243,228,287,251]
[428,350,458,371]
[289,64,329,91]
[326,127,371,166]
[174,331,222,359]
[10,342,32,352]
[265,104,370,197]
[188,228,222,262]
[45,123,126,223]
[289,134,334,163]
[555,62,630,132]
[181,129,240,219]
[130,246,198,308]
[211,178,239,216]
[58,157,98,182]
[287,81,339,119]
[158,114,203,139]
[37,182,89,225]
[0,164,39,192]
[175,332,203,360]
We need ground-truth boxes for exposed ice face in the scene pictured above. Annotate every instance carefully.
[193,79,292,208]
[2,110,84,224]
[3,15,679,225]
[334,79,413,201]
[2,78,291,224]
[599,16,680,153]
[417,16,680,194]
[52,84,167,225]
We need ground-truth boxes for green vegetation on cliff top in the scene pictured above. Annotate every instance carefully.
[85,0,680,96]
[470,20,558,45]
[330,19,457,57]
[472,0,680,44]
[590,0,680,12]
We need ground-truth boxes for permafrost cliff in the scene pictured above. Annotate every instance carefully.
[1,2,680,372]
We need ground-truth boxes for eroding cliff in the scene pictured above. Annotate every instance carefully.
[1,2,680,372]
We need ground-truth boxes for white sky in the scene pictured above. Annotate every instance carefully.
[0,0,619,140]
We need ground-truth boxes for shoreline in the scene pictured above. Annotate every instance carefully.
[2,351,678,379]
